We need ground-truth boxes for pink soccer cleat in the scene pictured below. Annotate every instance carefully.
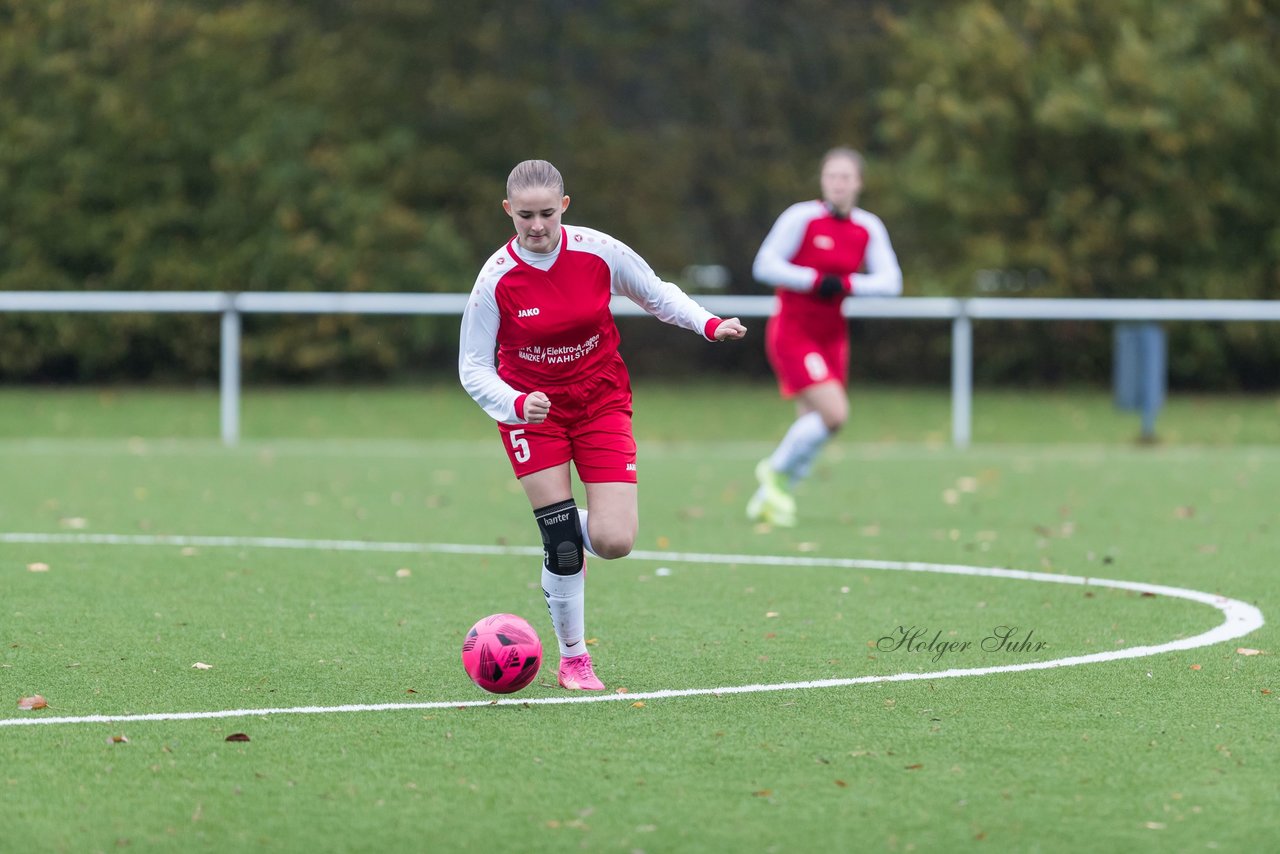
[557,652,605,691]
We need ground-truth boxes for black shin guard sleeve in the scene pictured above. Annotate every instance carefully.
[533,498,584,576]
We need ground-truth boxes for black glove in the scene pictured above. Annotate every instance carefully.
[815,275,847,300]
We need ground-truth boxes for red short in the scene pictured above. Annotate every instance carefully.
[765,313,849,397]
[497,357,637,483]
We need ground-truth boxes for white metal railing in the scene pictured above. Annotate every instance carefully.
[3,291,1278,447]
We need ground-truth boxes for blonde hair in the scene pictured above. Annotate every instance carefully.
[506,160,564,199]
[821,146,865,174]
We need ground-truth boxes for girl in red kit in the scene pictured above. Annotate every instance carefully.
[459,159,747,690]
[747,148,903,527]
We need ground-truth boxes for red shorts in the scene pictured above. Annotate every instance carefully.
[765,313,849,397]
[497,357,637,483]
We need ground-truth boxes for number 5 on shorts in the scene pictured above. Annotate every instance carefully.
[509,429,531,463]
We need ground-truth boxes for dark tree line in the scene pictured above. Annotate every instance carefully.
[1,0,1276,386]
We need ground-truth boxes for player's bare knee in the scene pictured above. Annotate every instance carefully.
[591,531,634,560]
[818,404,847,433]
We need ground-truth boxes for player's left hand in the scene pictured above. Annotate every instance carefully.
[714,318,747,341]
[815,274,850,300]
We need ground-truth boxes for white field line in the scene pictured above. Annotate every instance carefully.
[0,532,1264,728]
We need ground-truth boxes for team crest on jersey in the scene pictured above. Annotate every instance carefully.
[518,307,540,318]
[813,235,836,250]
[574,233,584,242]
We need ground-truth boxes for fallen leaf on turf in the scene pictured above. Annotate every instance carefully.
[752,790,772,797]
[1144,822,1166,830]
[1236,648,1262,656]
[106,735,129,745]
[1190,664,1202,671]
[834,780,847,788]
[905,764,924,770]
[26,562,49,572]
[1174,506,1195,519]
[1262,689,1272,695]
[395,568,412,578]
[192,662,213,670]
[406,688,417,694]
[630,701,645,709]
[615,687,629,694]
[585,638,598,646]
[17,695,47,710]
[225,733,250,742]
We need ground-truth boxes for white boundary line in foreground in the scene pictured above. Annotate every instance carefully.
[0,532,1264,727]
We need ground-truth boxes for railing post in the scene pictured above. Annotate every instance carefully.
[220,294,241,447]
[951,304,972,449]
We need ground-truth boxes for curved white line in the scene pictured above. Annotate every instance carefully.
[0,532,1264,727]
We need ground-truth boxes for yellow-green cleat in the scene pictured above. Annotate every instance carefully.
[746,458,797,527]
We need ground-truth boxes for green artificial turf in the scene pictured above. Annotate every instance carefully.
[0,384,1276,852]
[1,380,1278,445]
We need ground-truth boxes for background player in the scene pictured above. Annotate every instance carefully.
[459,159,747,690]
[748,147,903,527]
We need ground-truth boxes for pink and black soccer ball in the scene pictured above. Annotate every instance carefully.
[461,613,542,694]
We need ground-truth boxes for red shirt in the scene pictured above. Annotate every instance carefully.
[460,224,720,424]
[752,199,903,321]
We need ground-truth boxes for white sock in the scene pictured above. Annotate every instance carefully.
[577,508,596,557]
[769,411,832,484]
[542,566,586,658]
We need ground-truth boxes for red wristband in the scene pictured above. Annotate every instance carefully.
[513,393,529,421]
[704,317,723,341]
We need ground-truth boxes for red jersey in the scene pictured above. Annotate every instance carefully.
[460,225,721,424]
[753,199,902,327]
[753,200,903,395]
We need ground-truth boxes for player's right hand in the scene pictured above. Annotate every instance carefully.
[815,274,849,300]
[523,391,551,423]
